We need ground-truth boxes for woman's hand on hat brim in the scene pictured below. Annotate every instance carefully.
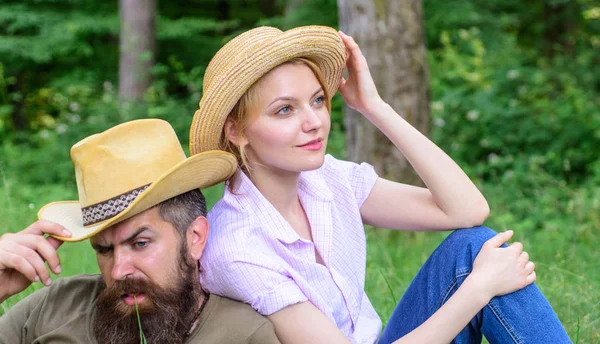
[337,31,384,118]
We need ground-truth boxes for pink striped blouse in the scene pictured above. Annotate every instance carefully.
[200,154,382,343]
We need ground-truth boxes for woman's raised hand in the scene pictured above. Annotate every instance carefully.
[469,230,536,301]
[337,31,384,118]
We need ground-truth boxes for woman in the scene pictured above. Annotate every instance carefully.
[190,26,570,343]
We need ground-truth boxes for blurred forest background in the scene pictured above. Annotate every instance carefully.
[0,0,599,342]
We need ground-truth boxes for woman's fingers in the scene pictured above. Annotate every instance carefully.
[509,241,523,255]
[525,261,535,274]
[339,31,351,61]
[526,271,537,284]
[341,32,362,57]
[519,251,530,266]
[338,31,367,69]
[484,230,514,248]
[339,77,347,91]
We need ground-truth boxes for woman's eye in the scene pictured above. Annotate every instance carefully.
[313,96,325,105]
[276,105,292,115]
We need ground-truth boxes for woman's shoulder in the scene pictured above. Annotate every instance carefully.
[311,154,379,207]
[317,154,376,186]
[204,197,277,263]
[208,193,247,227]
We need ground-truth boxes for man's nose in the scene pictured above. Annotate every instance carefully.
[111,249,135,281]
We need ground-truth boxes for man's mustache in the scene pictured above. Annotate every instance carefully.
[96,277,163,314]
[107,278,153,296]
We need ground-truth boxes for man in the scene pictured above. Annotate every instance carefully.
[0,119,280,344]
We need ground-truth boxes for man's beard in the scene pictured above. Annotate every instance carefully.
[92,246,202,344]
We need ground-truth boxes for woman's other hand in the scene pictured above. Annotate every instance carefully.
[337,31,384,118]
[468,230,536,301]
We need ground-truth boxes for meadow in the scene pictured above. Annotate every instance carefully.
[1,168,598,342]
[1,0,599,342]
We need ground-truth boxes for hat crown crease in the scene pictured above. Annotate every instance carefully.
[72,120,186,207]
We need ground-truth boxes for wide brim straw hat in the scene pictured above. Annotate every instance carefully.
[38,119,237,242]
[189,25,346,155]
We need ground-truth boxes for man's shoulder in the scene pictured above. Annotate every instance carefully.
[0,274,101,343]
[209,295,271,327]
[11,274,103,309]
[34,274,102,316]
[50,274,103,287]
[45,274,104,301]
[188,295,279,343]
[23,274,103,326]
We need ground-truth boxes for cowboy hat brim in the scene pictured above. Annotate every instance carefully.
[190,25,346,155]
[38,150,237,242]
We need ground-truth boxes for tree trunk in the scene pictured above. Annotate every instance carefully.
[283,0,302,28]
[217,0,230,20]
[119,0,156,101]
[258,0,279,17]
[542,1,578,57]
[337,0,430,185]
[10,73,27,132]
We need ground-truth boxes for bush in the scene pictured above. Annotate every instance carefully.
[429,26,600,184]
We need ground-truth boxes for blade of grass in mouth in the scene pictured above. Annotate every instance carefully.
[133,294,148,344]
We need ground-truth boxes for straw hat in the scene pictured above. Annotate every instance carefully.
[38,119,237,242]
[189,25,346,155]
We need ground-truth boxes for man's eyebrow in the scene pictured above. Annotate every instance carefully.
[119,227,150,245]
[91,242,111,251]
[91,227,150,251]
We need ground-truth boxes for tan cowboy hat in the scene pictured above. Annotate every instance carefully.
[38,119,237,242]
[189,25,346,155]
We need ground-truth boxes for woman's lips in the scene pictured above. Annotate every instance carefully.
[297,138,323,151]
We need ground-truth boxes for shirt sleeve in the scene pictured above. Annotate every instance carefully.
[204,255,308,316]
[245,321,281,344]
[324,155,379,207]
[0,287,48,344]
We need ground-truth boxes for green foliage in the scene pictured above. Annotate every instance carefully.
[1,0,599,341]
[427,0,600,185]
[278,0,338,29]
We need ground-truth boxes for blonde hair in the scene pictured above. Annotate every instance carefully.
[219,57,331,192]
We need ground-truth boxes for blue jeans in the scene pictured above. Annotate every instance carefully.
[379,226,572,344]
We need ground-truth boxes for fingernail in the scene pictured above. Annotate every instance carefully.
[55,265,62,274]
[45,278,52,286]
[34,276,40,282]
[62,229,71,236]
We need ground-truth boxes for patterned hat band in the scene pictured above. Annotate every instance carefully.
[81,183,151,226]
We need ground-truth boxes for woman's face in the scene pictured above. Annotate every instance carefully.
[241,63,330,174]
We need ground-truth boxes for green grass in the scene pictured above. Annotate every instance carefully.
[0,178,598,343]
[134,294,148,344]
